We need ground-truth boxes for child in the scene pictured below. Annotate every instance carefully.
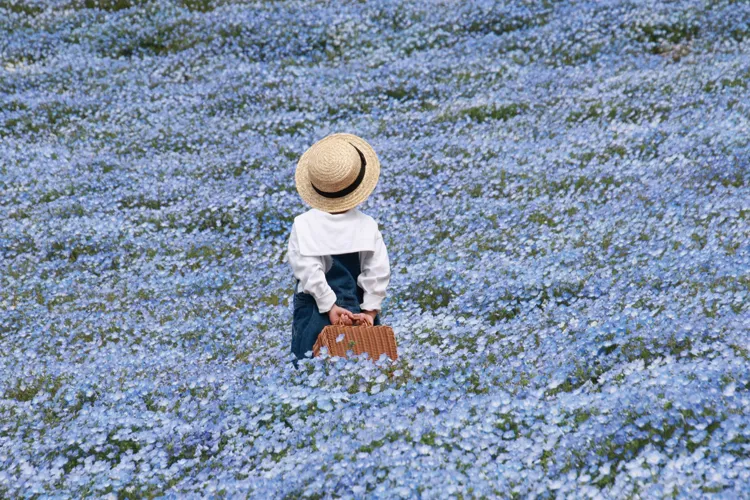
[285,133,391,368]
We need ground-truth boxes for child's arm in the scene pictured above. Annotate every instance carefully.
[287,222,337,314]
[357,226,391,321]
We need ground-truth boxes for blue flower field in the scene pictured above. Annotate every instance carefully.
[1,0,749,497]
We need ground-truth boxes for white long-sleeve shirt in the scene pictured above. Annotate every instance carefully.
[285,207,391,314]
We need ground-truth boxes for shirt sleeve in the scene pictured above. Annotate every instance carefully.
[357,228,391,312]
[286,222,337,314]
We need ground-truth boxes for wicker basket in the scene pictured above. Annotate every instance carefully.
[313,315,398,361]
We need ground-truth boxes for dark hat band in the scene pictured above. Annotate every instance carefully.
[310,142,367,199]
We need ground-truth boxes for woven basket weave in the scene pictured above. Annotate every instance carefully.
[313,316,398,361]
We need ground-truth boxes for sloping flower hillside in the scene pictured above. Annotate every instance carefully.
[1,0,749,497]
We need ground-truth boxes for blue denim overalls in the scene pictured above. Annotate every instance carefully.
[291,252,382,369]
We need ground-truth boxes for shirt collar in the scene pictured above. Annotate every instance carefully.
[295,208,377,256]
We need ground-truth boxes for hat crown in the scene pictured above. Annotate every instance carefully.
[307,139,362,192]
[295,132,380,213]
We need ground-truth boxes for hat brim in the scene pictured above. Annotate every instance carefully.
[295,133,380,213]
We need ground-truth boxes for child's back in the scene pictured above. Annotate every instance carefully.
[285,134,391,367]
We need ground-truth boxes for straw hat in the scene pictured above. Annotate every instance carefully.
[295,133,380,213]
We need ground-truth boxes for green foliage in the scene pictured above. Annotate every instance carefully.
[0,0,44,15]
[439,103,529,124]
[407,280,453,312]
[4,374,67,402]
[83,0,147,11]
[630,19,700,53]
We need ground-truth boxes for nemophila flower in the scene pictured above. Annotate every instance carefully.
[1,0,749,497]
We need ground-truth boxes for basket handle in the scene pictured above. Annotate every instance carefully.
[335,313,363,327]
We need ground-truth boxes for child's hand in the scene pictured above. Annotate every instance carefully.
[357,310,377,327]
[328,305,355,326]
